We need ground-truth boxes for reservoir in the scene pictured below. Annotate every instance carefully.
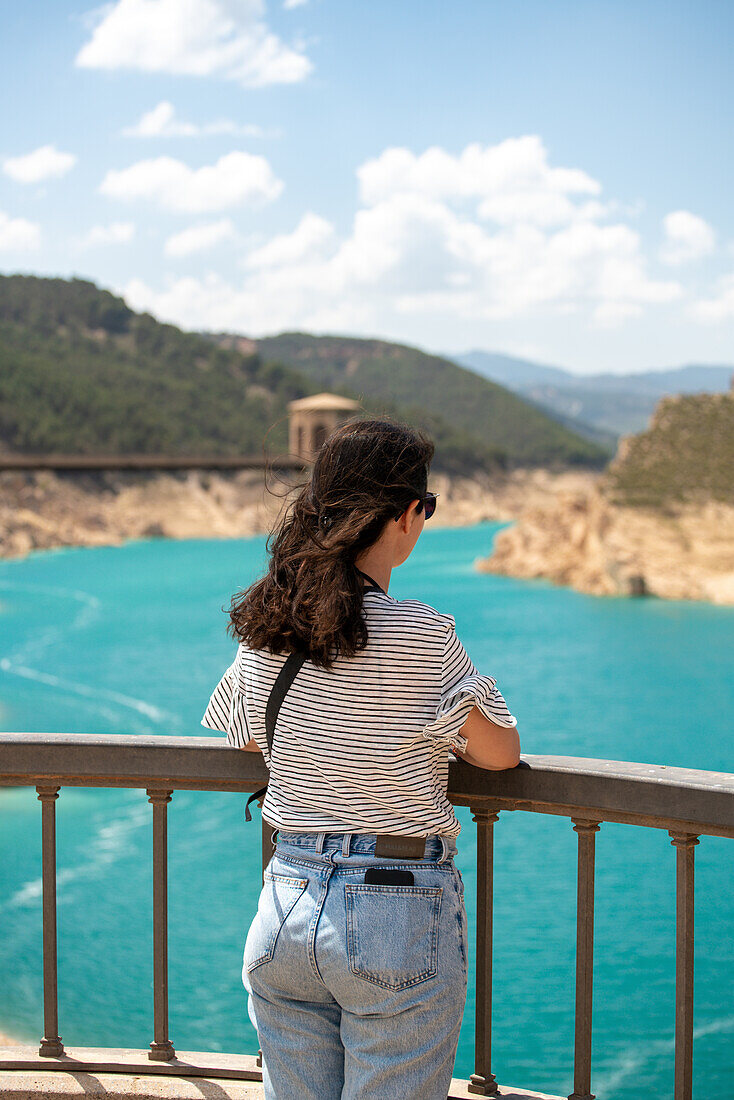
[1,522,732,1099]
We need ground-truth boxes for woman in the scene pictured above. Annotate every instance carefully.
[201,418,520,1100]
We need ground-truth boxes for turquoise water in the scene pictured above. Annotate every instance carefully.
[0,522,732,1099]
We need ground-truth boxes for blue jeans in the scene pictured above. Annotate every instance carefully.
[242,829,469,1100]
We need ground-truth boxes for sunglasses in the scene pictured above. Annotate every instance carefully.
[394,491,438,522]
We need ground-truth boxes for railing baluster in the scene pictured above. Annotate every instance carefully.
[37,785,64,1057]
[468,806,500,1096]
[568,818,600,1100]
[669,830,699,1100]
[147,789,175,1061]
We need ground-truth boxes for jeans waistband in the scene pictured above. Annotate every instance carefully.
[271,829,456,864]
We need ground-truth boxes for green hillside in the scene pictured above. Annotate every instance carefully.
[0,275,309,456]
[603,393,734,508]
[253,332,611,468]
[0,274,609,473]
[0,275,503,473]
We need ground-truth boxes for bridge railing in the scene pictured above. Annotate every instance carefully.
[0,453,306,470]
[0,733,732,1100]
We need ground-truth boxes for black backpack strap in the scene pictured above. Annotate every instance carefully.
[265,651,307,755]
[245,651,306,822]
[355,567,386,594]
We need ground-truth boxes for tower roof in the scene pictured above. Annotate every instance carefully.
[287,392,361,413]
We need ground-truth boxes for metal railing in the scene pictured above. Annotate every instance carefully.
[0,732,732,1099]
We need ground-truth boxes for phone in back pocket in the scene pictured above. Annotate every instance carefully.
[363,868,415,885]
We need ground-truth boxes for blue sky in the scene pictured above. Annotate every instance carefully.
[1,0,733,374]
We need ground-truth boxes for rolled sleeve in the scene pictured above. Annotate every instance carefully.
[200,652,252,748]
[422,621,517,753]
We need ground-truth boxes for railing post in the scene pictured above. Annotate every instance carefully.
[468,805,501,1095]
[36,785,64,1057]
[568,818,601,1100]
[147,789,176,1062]
[669,831,699,1100]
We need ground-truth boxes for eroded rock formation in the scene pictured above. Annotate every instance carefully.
[478,393,734,605]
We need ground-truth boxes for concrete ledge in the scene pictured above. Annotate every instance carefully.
[0,1046,564,1099]
[0,1072,563,1100]
[0,1047,260,1081]
[449,1080,564,1100]
[0,1072,263,1099]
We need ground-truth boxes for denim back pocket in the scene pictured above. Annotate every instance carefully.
[246,870,308,972]
[345,883,442,991]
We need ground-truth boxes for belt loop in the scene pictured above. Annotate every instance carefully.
[342,832,352,856]
[438,835,449,864]
[270,828,279,846]
[315,831,326,854]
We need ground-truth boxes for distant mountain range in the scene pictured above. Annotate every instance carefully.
[453,350,734,437]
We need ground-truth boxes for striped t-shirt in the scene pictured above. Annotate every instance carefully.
[200,588,518,838]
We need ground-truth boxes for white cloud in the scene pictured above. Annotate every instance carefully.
[122,100,274,139]
[357,136,604,227]
[164,219,236,257]
[99,151,283,212]
[76,0,312,88]
[0,210,42,251]
[690,274,734,322]
[660,210,715,265]
[77,221,136,248]
[117,137,686,336]
[3,144,76,184]
[244,212,335,268]
[284,0,308,8]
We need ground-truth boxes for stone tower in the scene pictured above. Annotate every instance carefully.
[287,393,362,461]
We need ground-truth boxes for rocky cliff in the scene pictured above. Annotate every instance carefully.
[0,466,584,562]
[478,392,734,605]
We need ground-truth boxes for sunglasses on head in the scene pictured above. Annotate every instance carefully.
[394,491,438,522]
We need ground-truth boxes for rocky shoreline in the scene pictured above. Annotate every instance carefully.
[478,391,734,606]
[478,478,734,606]
[0,465,589,562]
[3,465,732,607]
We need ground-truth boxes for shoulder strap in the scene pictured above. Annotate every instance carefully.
[245,650,306,823]
[265,651,307,757]
[355,567,386,594]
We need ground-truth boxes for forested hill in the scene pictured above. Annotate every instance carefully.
[0,274,609,472]
[248,332,611,467]
[603,392,734,508]
[0,275,306,457]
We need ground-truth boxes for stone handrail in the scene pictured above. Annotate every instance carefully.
[1,733,732,834]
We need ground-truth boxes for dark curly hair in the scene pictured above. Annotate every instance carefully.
[226,417,434,668]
